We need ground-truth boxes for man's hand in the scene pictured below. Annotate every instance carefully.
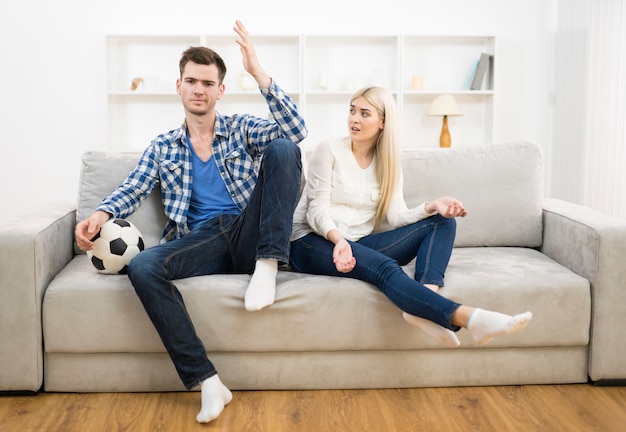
[233,20,271,89]
[426,196,468,218]
[75,210,111,251]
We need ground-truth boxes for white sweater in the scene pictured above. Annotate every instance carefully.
[291,137,434,242]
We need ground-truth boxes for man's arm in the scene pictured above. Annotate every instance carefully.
[232,20,307,144]
[75,210,111,251]
[233,20,271,90]
[75,144,162,251]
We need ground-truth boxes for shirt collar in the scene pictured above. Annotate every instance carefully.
[179,112,229,143]
[213,112,229,138]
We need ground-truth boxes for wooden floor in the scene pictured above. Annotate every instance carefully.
[2,384,625,431]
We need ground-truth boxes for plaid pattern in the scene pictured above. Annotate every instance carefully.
[97,80,307,242]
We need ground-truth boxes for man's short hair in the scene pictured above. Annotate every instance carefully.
[179,46,227,83]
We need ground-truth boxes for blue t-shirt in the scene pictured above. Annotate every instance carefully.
[187,139,240,230]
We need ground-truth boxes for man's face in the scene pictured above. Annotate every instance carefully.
[176,61,225,116]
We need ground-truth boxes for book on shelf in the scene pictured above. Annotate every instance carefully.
[470,52,492,90]
[462,59,479,90]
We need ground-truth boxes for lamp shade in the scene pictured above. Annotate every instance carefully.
[427,94,463,116]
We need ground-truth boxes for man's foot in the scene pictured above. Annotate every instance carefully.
[196,374,233,423]
[244,259,278,311]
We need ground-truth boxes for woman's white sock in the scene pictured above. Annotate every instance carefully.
[467,309,533,346]
[403,312,461,348]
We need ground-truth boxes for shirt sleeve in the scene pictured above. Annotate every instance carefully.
[96,144,160,219]
[385,173,437,228]
[259,79,308,144]
[304,139,340,239]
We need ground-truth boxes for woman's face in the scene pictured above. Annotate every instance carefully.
[348,97,384,144]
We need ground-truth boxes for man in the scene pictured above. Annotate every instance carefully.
[75,20,307,423]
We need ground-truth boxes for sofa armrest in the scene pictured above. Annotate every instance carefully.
[541,198,626,383]
[0,205,76,392]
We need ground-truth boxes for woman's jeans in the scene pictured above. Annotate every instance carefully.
[127,139,302,390]
[289,214,462,331]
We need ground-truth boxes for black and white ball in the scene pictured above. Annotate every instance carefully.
[87,218,145,274]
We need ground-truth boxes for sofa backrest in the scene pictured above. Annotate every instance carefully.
[76,140,543,254]
[76,151,167,254]
[400,141,543,247]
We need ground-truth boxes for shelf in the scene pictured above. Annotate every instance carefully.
[303,35,399,93]
[403,90,495,96]
[108,91,178,96]
[106,34,496,150]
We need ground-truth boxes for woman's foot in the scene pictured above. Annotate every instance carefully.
[467,309,533,346]
[403,312,460,348]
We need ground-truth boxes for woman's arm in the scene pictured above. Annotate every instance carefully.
[386,175,467,227]
[326,228,356,273]
[385,174,435,227]
[305,139,340,239]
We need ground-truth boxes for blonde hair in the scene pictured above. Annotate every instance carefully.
[350,87,400,227]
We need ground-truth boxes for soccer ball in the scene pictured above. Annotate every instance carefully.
[87,218,145,274]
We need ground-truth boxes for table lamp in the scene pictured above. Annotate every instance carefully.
[427,95,463,148]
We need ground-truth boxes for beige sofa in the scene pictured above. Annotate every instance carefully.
[2,140,626,393]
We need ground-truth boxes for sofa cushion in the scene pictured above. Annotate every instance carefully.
[76,151,167,254]
[400,141,544,247]
[43,247,589,355]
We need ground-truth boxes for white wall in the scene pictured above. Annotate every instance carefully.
[0,0,553,220]
[552,0,626,219]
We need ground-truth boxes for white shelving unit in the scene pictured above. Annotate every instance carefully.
[106,34,495,151]
[400,36,495,150]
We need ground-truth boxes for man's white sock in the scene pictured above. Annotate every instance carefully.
[245,259,278,311]
[196,374,233,423]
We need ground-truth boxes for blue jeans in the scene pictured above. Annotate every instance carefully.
[127,139,302,390]
[289,214,462,330]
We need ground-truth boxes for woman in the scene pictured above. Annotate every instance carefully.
[290,86,532,347]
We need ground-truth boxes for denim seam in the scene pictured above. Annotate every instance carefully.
[381,268,460,330]
[374,221,436,254]
[421,223,437,285]
[375,220,445,286]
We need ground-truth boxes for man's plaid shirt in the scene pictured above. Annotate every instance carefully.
[97,80,307,242]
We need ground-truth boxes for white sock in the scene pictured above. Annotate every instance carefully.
[403,312,461,348]
[467,308,533,346]
[196,374,233,423]
[245,259,278,311]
